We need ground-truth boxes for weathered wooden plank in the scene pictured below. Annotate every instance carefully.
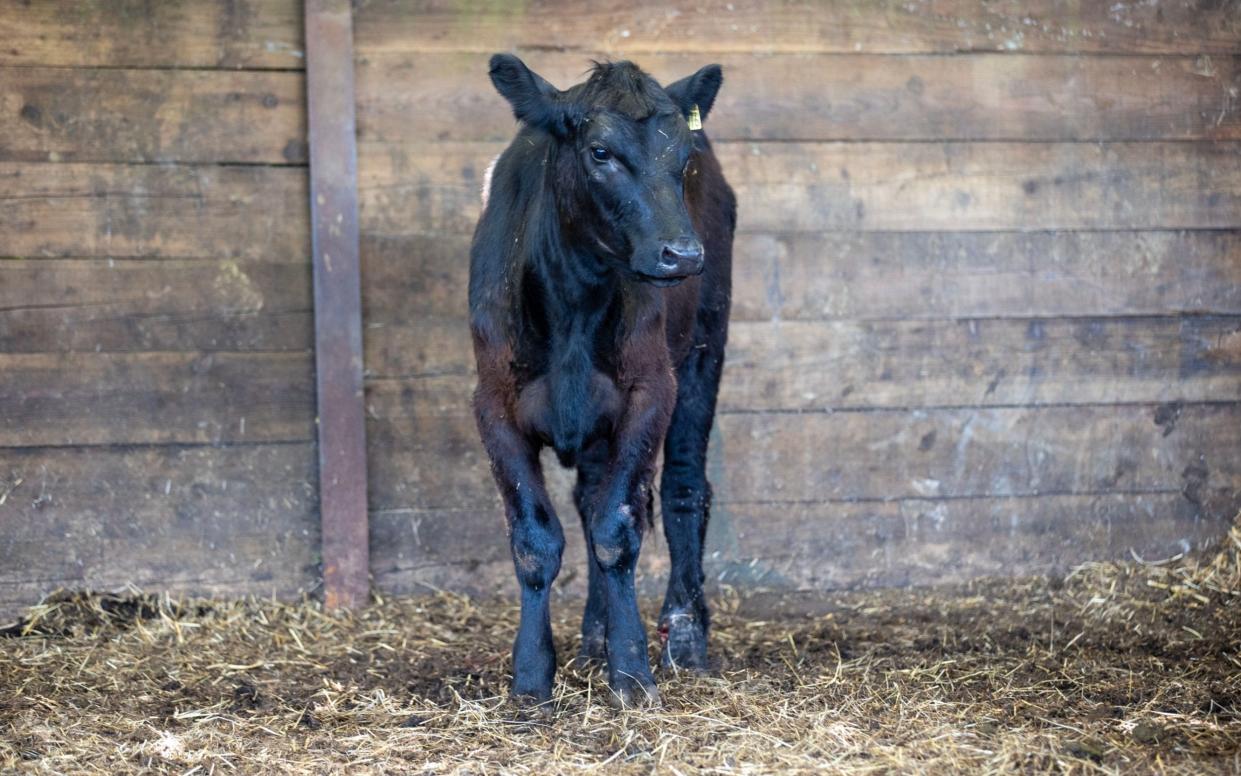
[719,141,1241,232]
[363,317,471,378]
[359,235,469,323]
[357,52,1241,143]
[0,68,307,164]
[0,0,304,68]
[357,141,1241,234]
[360,316,1241,411]
[0,258,312,353]
[0,443,318,617]
[716,403,1241,504]
[369,491,1234,596]
[306,0,370,610]
[364,377,492,512]
[722,317,1241,410]
[0,163,309,259]
[712,493,1236,590]
[729,230,1241,321]
[363,380,1241,509]
[353,0,1241,55]
[359,231,1241,325]
[0,352,315,447]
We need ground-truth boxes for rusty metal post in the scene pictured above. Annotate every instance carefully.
[304,0,369,609]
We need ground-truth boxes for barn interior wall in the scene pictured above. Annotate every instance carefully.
[1,1,1239,615]
[349,0,1241,598]
[0,1,320,615]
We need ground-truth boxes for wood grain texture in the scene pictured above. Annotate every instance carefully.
[705,493,1237,589]
[353,0,1241,55]
[716,141,1241,232]
[360,316,1241,410]
[5,0,1239,611]
[362,377,1241,510]
[358,231,1241,326]
[721,317,1241,410]
[357,141,1241,234]
[369,491,1234,597]
[716,403,1241,504]
[0,163,309,259]
[728,230,1241,321]
[0,68,307,164]
[357,52,1241,143]
[0,352,315,447]
[0,258,312,352]
[363,317,471,379]
[342,5,1241,598]
[0,0,304,68]
[0,443,318,616]
[305,0,370,610]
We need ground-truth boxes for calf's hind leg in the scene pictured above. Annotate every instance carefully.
[659,341,725,671]
[571,440,609,662]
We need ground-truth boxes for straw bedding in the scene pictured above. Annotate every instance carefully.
[2,516,1238,774]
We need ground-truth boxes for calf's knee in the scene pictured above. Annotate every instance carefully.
[591,503,641,571]
[511,515,564,590]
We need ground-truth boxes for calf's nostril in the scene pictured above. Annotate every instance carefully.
[661,242,704,267]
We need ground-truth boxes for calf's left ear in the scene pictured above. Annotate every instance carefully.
[665,64,723,124]
[489,53,579,137]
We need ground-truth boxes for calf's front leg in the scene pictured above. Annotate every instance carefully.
[591,373,675,707]
[473,388,565,705]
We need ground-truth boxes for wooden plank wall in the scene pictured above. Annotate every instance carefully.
[0,1,318,615]
[1,1,1238,615]
[351,0,1241,596]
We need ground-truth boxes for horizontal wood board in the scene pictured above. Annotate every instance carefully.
[0,0,305,68]
[0,68,307,164]
[0,443,319,615]
[357,51,1241,142]
[352,0,1241,55]
[356,141,1241,234]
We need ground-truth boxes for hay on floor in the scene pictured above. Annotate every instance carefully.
[2,517,1238,774]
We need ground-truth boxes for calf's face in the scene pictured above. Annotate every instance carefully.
[489,55,723,286]
[578,109,701,286]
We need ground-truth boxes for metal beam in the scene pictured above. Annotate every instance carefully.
[304,0,369,610]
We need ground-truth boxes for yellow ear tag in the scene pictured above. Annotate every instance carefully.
[687,104,702,131]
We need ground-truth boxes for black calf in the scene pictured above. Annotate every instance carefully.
[468,54,735,706]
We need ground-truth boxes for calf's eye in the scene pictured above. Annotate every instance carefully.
[591,146,611,163]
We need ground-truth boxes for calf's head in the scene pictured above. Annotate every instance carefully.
[489,55,723,286]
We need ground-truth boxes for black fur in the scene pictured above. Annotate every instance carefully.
[469,56,735,706]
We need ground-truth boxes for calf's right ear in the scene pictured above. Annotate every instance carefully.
[665,64,724,124]
[489,54,578,137]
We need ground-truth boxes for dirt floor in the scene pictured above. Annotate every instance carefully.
[2,521,1239,775]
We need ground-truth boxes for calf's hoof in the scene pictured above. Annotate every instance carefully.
[607,671,662,709]
[510,686,554,712]
[509,691,556,719]
[510,672,554,708]
[658,611,709,672]
[575,624,607,664]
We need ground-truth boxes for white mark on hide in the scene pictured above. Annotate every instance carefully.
[480,154,500,209]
